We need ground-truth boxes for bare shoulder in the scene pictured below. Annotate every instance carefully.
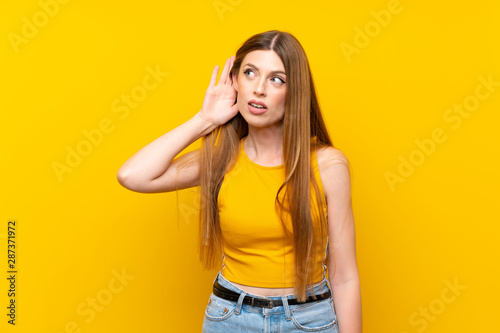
[316,146,350,170]
[315,146,351,197]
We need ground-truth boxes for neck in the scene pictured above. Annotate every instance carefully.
[244,122,284,166]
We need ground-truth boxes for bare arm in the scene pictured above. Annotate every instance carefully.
[116,114,215,193]
[318,147,362,333]
[117,55,238,193]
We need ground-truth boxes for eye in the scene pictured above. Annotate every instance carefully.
[243,69,255,77]
[272,77,286,84]
[243,69,285,84]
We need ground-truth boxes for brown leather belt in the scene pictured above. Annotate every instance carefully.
[213,279,332,309]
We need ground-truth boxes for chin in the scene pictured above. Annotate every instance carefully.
[238,103,284,128]
[241,114,284,129]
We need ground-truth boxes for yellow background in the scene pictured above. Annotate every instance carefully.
[1,0,499,332]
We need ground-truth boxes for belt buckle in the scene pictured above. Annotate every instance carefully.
[251,296,274,309]
[265,299,274,309]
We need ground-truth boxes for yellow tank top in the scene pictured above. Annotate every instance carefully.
[218,137,329,288]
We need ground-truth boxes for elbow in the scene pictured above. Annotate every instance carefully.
[331,271,360,286]
[329,264,361,286]
[116,169,156,193]
[116,170,129,188]
[117,169,137,191]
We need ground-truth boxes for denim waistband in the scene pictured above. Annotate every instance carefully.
[213,270,331,301]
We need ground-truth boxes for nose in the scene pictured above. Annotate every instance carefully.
[254,77,267,96]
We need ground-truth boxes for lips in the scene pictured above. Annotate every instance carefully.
[248,99,267,109]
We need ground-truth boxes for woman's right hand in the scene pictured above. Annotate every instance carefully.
[117,56,240,194]
[197,55,239,127]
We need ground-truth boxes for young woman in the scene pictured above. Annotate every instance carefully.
[117,30,362,332]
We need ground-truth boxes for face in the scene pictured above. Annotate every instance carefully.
[232,50,287,129]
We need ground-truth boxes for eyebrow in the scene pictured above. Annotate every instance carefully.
[243,63,286,76]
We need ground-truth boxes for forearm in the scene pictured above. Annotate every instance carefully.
[331,278,362,333]
[117,112,215,183]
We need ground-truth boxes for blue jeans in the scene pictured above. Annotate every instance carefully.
[202,271,338,332]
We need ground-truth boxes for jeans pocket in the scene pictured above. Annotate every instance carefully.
[204,293,237,322]
[290,298,338,332]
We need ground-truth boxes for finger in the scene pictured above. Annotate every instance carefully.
[209,65,219,88]
[229,56,235,85]
[220,58,230,85]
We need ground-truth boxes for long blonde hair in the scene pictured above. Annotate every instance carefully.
[194,30,334,301]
